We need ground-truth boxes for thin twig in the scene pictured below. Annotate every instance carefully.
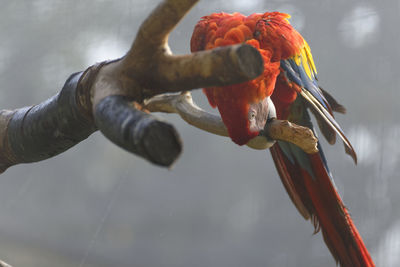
[144,92,318,153]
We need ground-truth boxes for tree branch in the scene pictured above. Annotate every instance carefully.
[94,95,182,167]
[0,0,264,173]
[0,0,318,175]
[144,92,318,153]
[0,260,12,267]
[0,71,97,173]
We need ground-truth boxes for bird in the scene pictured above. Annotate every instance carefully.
[191,11,374,266]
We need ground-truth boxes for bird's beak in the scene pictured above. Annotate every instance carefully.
[248,96,276,133]
[247,97,276,150]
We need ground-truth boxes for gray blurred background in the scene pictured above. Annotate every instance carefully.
[0,0,398,266]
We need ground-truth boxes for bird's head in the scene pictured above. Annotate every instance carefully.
[218,96,276,146]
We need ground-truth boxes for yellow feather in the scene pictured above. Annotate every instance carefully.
[303,40,317,75]
[292,40,318,81]
[300,49,313,80]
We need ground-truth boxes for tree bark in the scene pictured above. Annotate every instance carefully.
[0,0,318,175]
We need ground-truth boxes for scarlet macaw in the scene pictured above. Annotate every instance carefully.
[191,12,374,266]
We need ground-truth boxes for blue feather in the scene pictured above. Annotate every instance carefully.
[281,59,329,111]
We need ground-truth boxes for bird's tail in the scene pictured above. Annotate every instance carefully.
[270,143,374,266]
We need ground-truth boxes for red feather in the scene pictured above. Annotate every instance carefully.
[191,11,375,266]
[270,145,374,266]
[191,12,281,144]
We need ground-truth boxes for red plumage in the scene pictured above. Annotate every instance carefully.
[191,11,374,266]
[191,12,281,145]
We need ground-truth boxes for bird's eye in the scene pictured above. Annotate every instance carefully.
[249,110,256,120]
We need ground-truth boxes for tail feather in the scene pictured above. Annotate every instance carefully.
[270,144,374,266]
[300,89,357,164]
[319,86,347,114]
[280,58,357,164]
[270,143,311,220]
